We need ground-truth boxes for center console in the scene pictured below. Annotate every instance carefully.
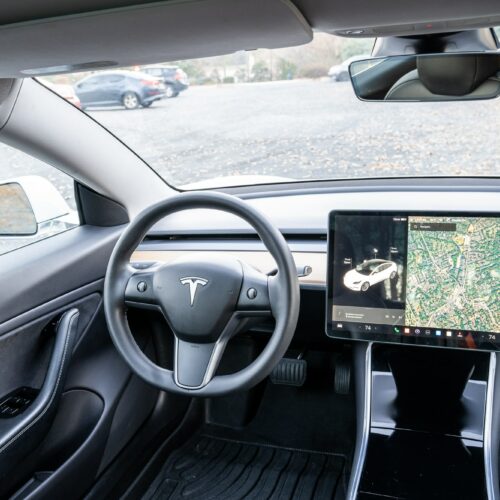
[352,343,495,500]
[325,211,500,499]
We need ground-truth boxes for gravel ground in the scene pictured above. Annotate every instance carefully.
[0,79,499,254]
[2,79,500,196]
[91,79,500,185]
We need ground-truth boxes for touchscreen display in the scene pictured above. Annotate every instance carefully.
[327,212,499,350]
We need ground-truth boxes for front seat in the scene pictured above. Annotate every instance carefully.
[385,53,500,100]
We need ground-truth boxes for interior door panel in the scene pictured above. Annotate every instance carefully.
[0,225,123,325]
[0,309,81,496]
[0,224,188,498]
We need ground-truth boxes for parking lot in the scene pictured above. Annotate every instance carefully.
[0,79,499,254]
[2,79,500,196]
[92,80,500,187]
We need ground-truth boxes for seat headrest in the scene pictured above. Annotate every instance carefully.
[417,54,500,96]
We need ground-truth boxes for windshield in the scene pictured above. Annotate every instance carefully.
[42,32,500,189]
[356,260,383,274]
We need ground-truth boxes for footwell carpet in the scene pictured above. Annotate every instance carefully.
[144,434,344,499]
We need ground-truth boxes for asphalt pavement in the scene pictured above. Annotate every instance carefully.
[2,79,500,196]
[91,79,500,186]
[0,79,499,253]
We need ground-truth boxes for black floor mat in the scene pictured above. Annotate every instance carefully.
[144,434,344,500]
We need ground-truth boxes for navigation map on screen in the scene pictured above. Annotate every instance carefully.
[406,216,499,334]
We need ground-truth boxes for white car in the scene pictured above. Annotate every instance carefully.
[343,259,398,292]
[328,54,371,81]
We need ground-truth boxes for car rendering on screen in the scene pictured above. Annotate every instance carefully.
[74,70,166,109]
[343,259,398,291]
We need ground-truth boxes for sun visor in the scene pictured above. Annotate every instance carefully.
[0,0,312,77]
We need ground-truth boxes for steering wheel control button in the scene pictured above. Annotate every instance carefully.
[125,275,156,304]
[247,288,258,300]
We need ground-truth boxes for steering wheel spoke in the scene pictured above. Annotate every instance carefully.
[174,338,222,389]
[236,262,273,316]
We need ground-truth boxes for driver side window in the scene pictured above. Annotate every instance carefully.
[0,143,79,256]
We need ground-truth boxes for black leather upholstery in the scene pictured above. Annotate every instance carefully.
[418,54,500,96]
[386,54,500,100]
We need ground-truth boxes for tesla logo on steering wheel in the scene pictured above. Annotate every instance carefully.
[180,277,208,306]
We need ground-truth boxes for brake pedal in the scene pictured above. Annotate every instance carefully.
[270,357,307,387]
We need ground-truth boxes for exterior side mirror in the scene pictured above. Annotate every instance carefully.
[0,176,78,238]
[0,182,37,235]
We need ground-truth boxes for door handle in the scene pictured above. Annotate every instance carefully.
[0,309,80,489]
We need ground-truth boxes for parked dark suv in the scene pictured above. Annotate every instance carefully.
[142,66,189,98]
[74,70,166,110]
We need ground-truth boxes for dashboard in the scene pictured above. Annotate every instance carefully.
[129,183,499,500]
[133,181,500,352]
[326,211,499,351]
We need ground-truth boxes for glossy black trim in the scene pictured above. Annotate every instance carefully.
[360,430,487,499]
[351,343,493,500]
[75,182,129,227]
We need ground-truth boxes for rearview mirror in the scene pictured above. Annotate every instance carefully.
[349,52,500,102]
[0,182,37,236]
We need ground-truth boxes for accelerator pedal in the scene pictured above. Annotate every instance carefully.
[334,354,351,395]
[270,356,307,387]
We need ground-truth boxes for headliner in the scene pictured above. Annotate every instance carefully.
[0,0,498,77]
[0,0,499,34]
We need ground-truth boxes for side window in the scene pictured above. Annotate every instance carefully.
[0,143,79,256]
[80,76,99,87]
[108,75,125,83]
[101,75,124,84]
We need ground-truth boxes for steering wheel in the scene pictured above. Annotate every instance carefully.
[103,192,300,396]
